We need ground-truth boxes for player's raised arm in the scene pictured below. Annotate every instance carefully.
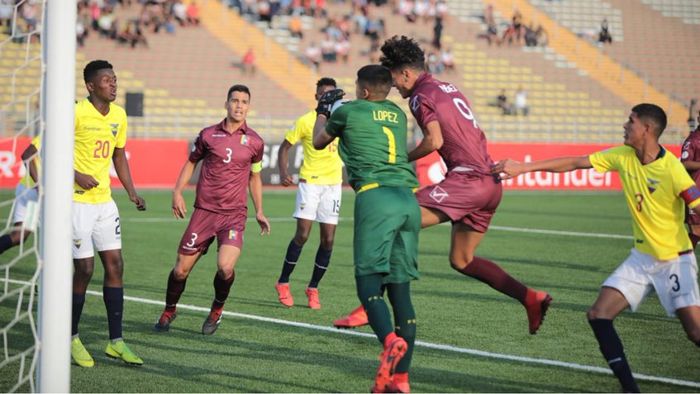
[492,156,592,180]
[113,147,146,211]
[172,159,196,219]
[313,88,345,149]
[248,169,270,235]
[407,120,443,162]
[277,140,295,186]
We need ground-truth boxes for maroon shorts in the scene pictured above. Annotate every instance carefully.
[178,208,246,255]
[415,171,503,233]
[687,206,700,226]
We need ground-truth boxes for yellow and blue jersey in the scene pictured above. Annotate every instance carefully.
[285,110,342,185]
[20,135,41,188]
[73,98,127,204]
[590,145,700,260]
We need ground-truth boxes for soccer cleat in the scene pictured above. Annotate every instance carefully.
[275,282,294,307]
[71,337,94,368]
[524,289,553,335]
[371,335,408,393]
[105,340,143,366]
[154,309,177,332]
[202,308,223,335]
[305,287,321,309]
[387,372,410,393]
[333,305,369,329]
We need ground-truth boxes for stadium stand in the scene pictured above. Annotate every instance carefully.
[529,0,624,42]
[638,0,700,25]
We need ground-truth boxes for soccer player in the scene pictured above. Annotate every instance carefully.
[313,65,420,393]
[0,136,40,255]
[154,84,270,336]
[681,107,700,248]
[71,60,146,368]
[493,103,700,393]
[275,77,343,309]
[334,36,552,337]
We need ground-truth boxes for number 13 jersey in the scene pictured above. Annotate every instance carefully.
[73,98,127,204]
[409,73,493,176]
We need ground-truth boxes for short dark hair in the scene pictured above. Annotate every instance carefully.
[227,84,251,101]
[83,60,113,82]
[316,77,337,89]
[357,64,392,97]
[632,103,667,136]
[380,35,425,71]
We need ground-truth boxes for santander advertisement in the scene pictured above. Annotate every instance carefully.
[0,138,682,190]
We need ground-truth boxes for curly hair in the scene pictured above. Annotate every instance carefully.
[316,77,337,89]
[83,60,113,82]
[379,35,425,71]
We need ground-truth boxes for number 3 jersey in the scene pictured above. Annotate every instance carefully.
[409,73,493,176]
[590,145,700,260]
[73,98,127,204]
[189,120,264,214]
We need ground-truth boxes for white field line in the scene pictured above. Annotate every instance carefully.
[2,278,698,388]
[119,216,634,240]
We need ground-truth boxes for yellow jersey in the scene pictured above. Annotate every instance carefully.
[20,135,41,188]
[285,110,342,185]
[73,98,127,204]
[590,145,700,260]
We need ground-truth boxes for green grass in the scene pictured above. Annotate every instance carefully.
[1,189,699,392]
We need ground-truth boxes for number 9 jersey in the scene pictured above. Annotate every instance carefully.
[73,98,127,204]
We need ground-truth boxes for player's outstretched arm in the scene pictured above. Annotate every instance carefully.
[172,159,196,219]
[682,160,700,172]
[492,156,592,180]
[408,120,443,162]
[248,171,270,235]
[277,139,295,186]
[113,147,146,211]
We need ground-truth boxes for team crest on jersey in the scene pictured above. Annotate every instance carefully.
[646,178,660,194]
[73,239,81,249]
[110,123,119,136]
[410,96,420,112]
[228,230,238,240]
[429,185,449,203]
[240,135,249,146]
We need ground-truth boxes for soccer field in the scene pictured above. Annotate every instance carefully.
[2,189,700,392]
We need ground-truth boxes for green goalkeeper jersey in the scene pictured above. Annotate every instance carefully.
[325,99,418,192]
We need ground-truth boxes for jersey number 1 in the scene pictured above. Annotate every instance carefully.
[382,127,396,164]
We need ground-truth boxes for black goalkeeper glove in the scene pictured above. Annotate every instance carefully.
[315,88,345,118]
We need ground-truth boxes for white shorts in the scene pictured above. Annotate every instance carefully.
[72,200,122,259]
[292,182,342,225]
[12,184,38,224]
[603,248,700,317]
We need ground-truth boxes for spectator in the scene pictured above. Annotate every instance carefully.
[483,3,495,27]
[305,42,322,70]
[320,33,337,62]
[426,51,443,74]
[173,0,187,26]
[0,0,13,29]
[514,86,529,116]
[335,38,350,63]
[431,15,442,49]
[598,18,612,44]
[535,24,548,47]
[289,13,303,38]
[440,47,454,72]
[495,89,511,115]
[186,1,200,25]
[20,0,39,32]
[241,47,256,75]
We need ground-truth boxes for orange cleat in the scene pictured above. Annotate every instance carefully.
[387,372,410,393]
[333,305,369,329]
[371,334,407,393]
[305,287,321,309]
[275,282,294,307]
[154,309,177,332]
[525,289,552,334]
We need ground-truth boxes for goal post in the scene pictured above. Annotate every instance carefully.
[37,1,75,392]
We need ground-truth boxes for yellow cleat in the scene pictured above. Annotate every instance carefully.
[105,340,144,366]
[71,337,95,368]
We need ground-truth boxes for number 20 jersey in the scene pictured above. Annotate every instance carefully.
[73,98,128,204]
[409,73,493,176]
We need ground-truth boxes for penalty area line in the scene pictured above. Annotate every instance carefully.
[81,289,699,389]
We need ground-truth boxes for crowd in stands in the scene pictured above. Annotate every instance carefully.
[492,87,529,116]
[75,0,200,49]
[478,4,548,48]
[0,0,41,41]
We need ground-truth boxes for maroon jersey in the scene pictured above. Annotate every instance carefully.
[409,73,493,176]
[681,128,700,186]
[189,120,264,214]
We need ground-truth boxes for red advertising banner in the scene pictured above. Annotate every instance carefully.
[0,139,682,191]
[416,143,682,190]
